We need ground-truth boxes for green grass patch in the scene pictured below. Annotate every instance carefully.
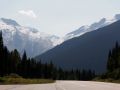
[0,76,54,84]
[93,77,120,83]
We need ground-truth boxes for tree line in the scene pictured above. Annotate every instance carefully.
[0,31,95,80]
[101,42,120,79]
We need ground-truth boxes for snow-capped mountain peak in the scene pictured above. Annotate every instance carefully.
[115,14,120,20]
[0,18,62,57]
[0,14,120,57]
[1,18,20,26]
[64,14,120,40]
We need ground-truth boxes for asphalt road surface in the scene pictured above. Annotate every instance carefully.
[0,81,120,90]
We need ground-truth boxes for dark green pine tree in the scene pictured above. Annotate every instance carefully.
[22,51,27,62]
[49,61,54,79]
[3,46,10,75]
[0,31,3,55]
[10,49,21,73]
[107,50,113,72]
[0,31,3,50]
[106,42,120,79]
[0,31,4,76]
[35,60,42,78]
[20,51,28,77]
[0,32,10,76]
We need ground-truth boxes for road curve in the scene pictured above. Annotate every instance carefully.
[0,81,120,90]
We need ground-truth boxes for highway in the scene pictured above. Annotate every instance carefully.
[0,81,120,90]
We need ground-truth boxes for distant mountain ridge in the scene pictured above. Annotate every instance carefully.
[64,14,120,40]
[0,14,120,57]
[36,20,120,73]
[0,18,62,57]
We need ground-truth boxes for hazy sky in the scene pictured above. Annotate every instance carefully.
[0,0,120,36]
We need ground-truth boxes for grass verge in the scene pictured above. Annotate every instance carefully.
[93,77,120,83]
[0,77,54,84]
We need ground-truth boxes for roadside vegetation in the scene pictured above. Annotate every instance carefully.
[94,42,120,83]
[0,74,54,84]
[93,77,120,83]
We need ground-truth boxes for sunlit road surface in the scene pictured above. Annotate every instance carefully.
[0,81,120,90]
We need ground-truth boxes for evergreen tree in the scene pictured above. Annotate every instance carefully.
[0,31,3,50]
[22,51,27,62]
[0,31,4,76]
[20,51,28,77]
[10,49,21,73]
[3,46,10,75]
[107,50,113,72]
[106,42,120,79]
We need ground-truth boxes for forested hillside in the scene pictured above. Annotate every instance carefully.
[0,31,95,80]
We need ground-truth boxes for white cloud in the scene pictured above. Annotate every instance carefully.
[18,10,37,18]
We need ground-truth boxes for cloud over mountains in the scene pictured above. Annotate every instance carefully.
[18,10,37,18]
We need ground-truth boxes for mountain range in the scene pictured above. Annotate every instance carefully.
[0,14,120,58]
[64,14,120,40]
[0,18,62,57]
[36,16,120,73]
